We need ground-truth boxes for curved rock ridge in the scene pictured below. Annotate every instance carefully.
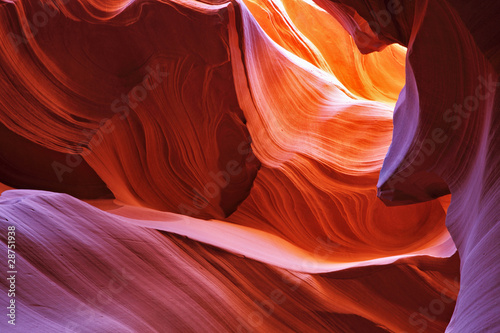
[0,0,260,219]
[225,0,451,259]
[307,0,500,331]
[239,0,406,104]
[1,190,459,332]
[1,0,495,331]
[0,0,452,258]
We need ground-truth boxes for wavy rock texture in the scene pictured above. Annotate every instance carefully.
[0,0,260,219]
[308,0,500,331]
[0,0,497,332]
[1,190,459,332]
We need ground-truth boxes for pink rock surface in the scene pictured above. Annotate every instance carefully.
[309,1,500,331]
[1,190,459,332]
[0,0,498,331]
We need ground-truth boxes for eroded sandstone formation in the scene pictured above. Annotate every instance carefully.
[0,0,498,331]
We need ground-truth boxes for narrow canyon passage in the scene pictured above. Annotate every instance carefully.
[0,0,498,332]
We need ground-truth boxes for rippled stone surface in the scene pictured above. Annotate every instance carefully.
[0,0,498,331]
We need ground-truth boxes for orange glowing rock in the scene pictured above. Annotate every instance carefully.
[2,0,498,331]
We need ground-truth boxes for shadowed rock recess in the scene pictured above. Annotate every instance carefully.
[0,0,498,332]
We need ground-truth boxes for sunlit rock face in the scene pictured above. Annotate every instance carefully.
[0,0,497,332]
[309,0,500,331]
